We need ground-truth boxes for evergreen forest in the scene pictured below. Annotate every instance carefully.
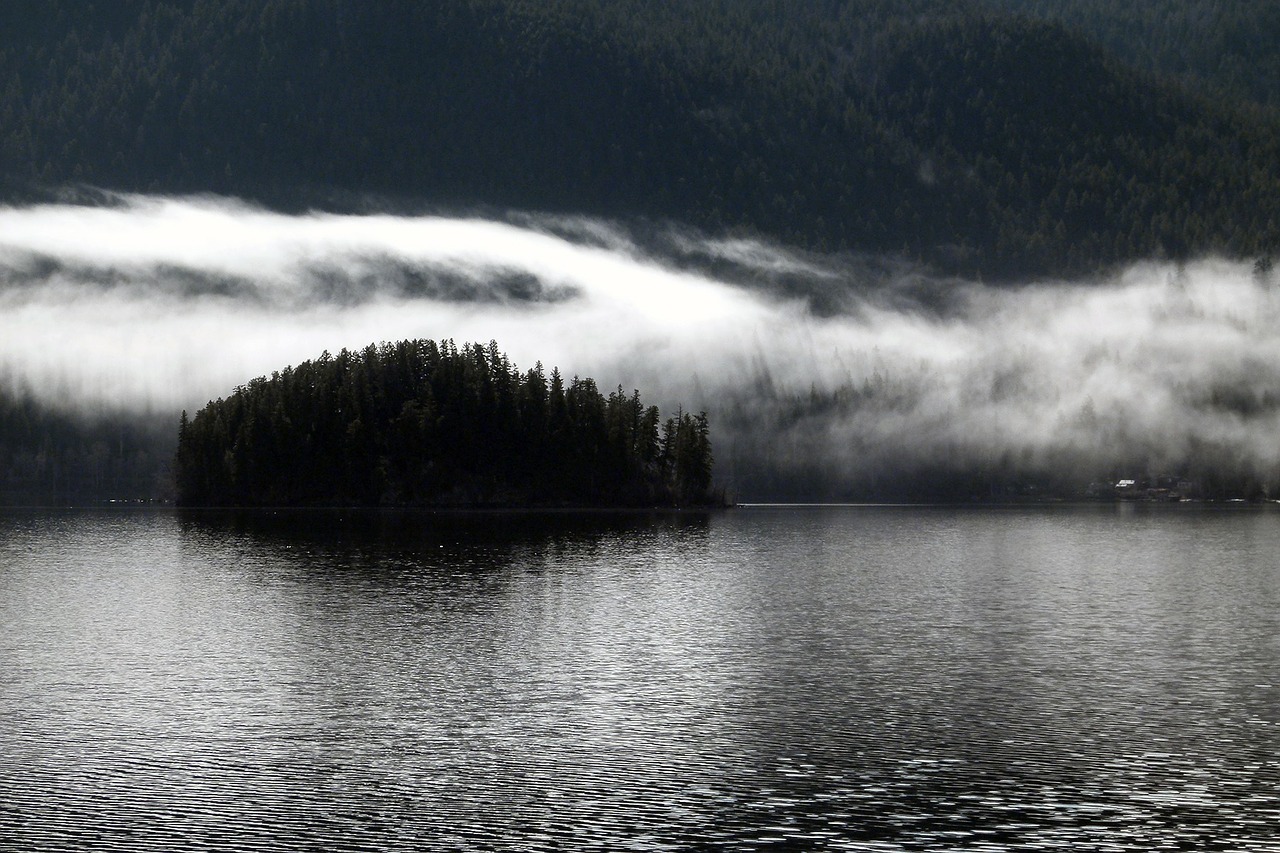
[6,1,1280,506]
[174,340,718,508]
[1,0,1278,278]
[0,389,172,506]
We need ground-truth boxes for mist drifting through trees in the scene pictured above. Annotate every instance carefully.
[4,1,1280,503]
[4,197,1280,502]
[2,0,1280,279]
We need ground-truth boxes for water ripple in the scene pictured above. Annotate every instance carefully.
[2,506,1279,850]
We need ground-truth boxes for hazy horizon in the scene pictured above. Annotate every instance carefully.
[4,192,1279,494]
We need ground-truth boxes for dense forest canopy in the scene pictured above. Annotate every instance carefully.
[0,0,1277,277]
[175,340,718,508]
[975,0,1280,111]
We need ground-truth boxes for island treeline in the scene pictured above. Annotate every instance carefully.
[174,340,716,508]
[2,0,1278,278]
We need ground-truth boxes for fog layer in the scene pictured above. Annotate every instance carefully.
[2,195,1276,497]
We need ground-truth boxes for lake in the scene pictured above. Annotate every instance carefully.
[2,504,1279,850]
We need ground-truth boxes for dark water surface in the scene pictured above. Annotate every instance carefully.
[2,504,1279,850]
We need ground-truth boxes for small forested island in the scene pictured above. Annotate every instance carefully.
[175,340,718,508]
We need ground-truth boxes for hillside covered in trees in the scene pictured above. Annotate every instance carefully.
[976,0,1280,111]
[175,340,718,508]
[0,389,173,505]
[1,0,1278,278]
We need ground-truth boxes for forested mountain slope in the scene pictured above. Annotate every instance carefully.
[977,0,1280,111]
[0,389,172,505]
[1,0,1278,277]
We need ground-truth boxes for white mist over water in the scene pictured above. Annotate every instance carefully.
[2,194,1278,491]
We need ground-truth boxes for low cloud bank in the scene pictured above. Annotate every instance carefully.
[2,194,1277,497]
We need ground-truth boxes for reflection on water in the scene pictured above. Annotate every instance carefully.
[2,504,1279,850]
